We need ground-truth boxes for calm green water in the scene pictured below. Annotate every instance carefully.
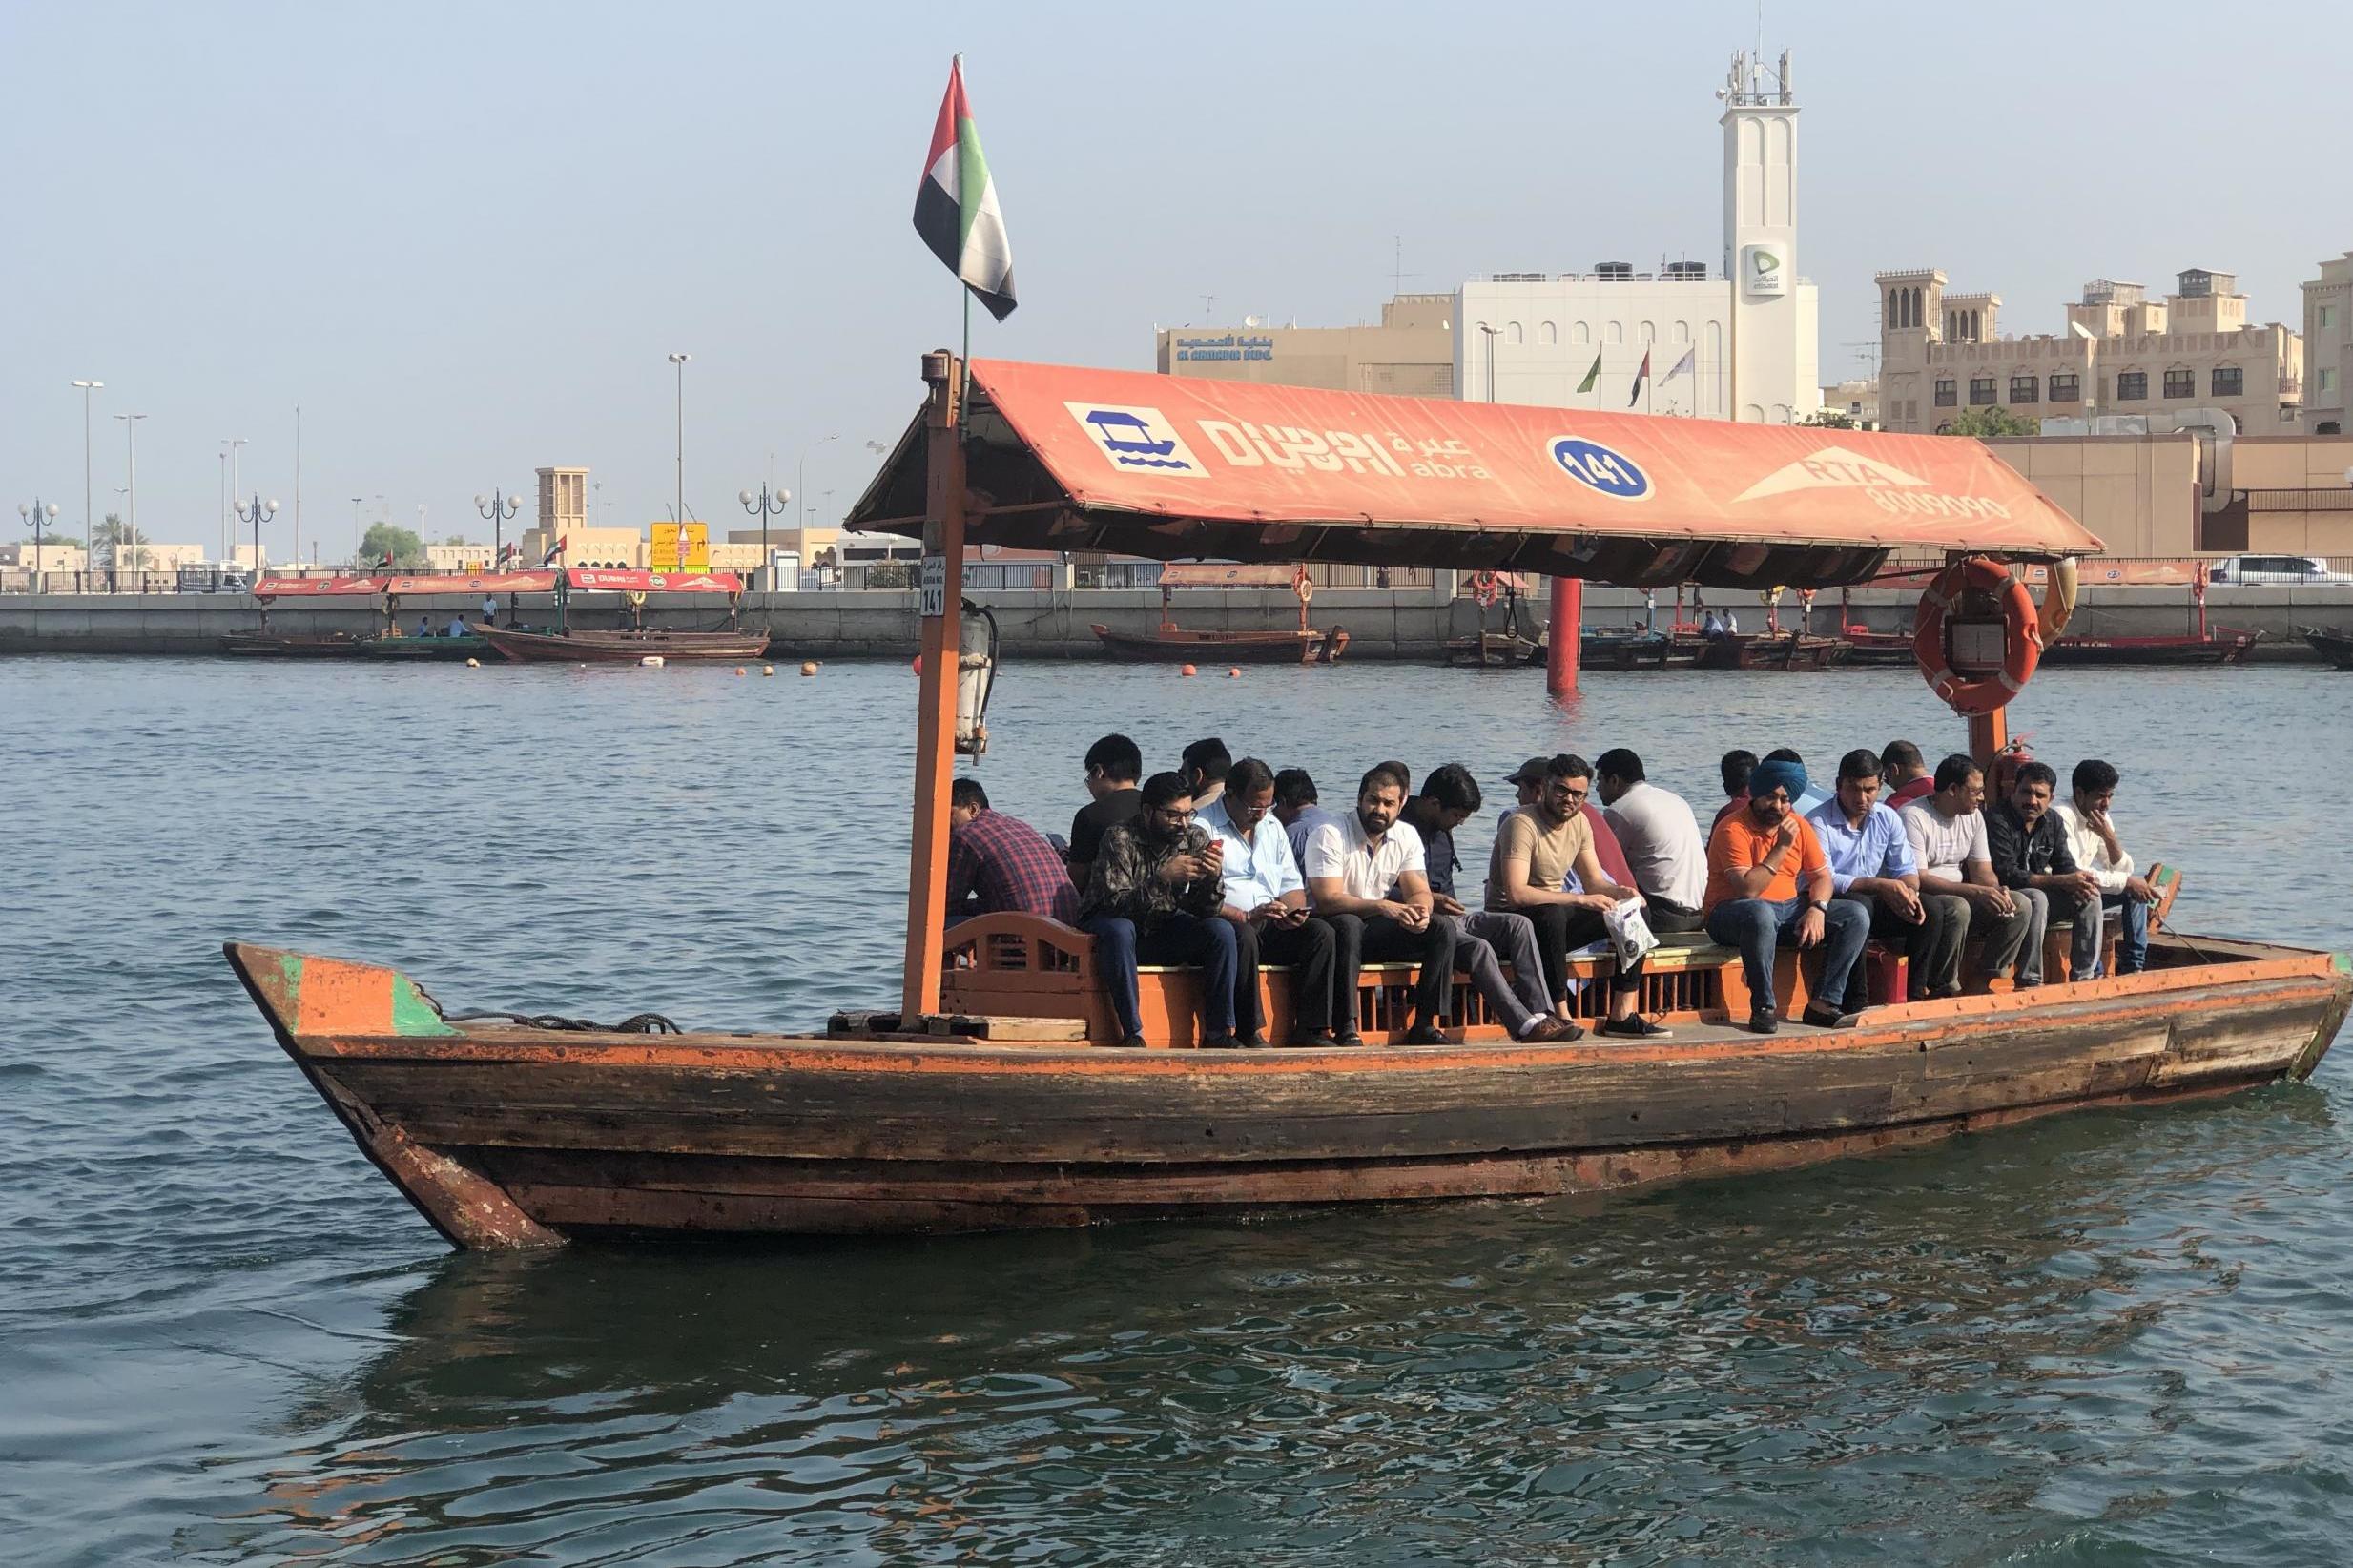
[4,655,2348,1565]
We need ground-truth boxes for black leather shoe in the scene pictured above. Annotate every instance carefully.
[1800,1003,1858,1029]
[1400,1024,1450,1046]
[1746,1008,1780,1035]
[1236,1032,1271,1049]
[1332,1030,1366,1048]
[1116,1032,1146,1049]
[1200,1031,1239,1050]
[1291,1029,1337,1049]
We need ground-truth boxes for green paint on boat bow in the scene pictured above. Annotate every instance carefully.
[393,975,460,1037]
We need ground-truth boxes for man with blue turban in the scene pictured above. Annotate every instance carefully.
[1703,754,1870,1034]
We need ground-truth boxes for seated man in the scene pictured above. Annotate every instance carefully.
[1066,732,1144,891]
[1178,736,1231,815]
[1273,768,1333,868]
[1806,748,1968,1003]
[1764,746,1831,817]
[1704,754,1869,1033]
[1986,760,2103,984]
[1303,762,1460,1047]
[2054,759,2157,977]
[1881,739,1934,809]
[1399,764,1579,1043]
[1900,753,2039,990]
[1080,773,1239,1049]
[1712,749,1757,831]
[1488,754,1669,1039]
[1202,757,1339,1048]
[1595,747,1707,934]
[946,778,1082,925]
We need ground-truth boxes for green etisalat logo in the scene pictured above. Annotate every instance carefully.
[1751,250,1780,275]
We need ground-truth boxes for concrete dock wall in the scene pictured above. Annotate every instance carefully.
[0,585,2346,659]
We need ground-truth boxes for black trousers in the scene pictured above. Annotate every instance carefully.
[1834,892,1971,1008]
[1232,915,1340,1036]
[1327,911,1458,1030]
[1522,902,1644,1002]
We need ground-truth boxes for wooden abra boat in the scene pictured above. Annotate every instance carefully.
[221,632,366,657]
[1688,629,1850,670]
[2301,625,2353,670]
[1092,563,1346,664]
[231,356,2345,1248]
[475,567,765,663]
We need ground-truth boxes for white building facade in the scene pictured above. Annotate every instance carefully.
[1455,51,1818,424]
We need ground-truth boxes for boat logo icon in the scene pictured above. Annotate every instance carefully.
[1064,402,1212,480]
[1548,436,1651,501]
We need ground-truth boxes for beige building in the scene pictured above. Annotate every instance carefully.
[2301,252,2351,435]
[1820,377,1878,426]
[424,543,494,572]
[520,465,605,565]
[2,542,89,573]
[1876,268,2301,438]
[1154,293,1455,396]
[1971,432,2353,559]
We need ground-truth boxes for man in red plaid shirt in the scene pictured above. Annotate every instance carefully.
[947,778,1082,924]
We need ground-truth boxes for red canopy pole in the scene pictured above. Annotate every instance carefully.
[899,351,967,1022]
[1546,575,1581,696]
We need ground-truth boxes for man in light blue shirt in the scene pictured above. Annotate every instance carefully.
[1806,746,1967,1006]
[1203,758,1339,1047]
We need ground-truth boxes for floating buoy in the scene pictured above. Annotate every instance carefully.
[799,661,818,677]
[1227,667,1241,678]
[763,664,775,676]
[910,653,923,674]
[464,657,480,668]
[1180,663,1197,677]
[641,654,666,668]
[733,666,746,676]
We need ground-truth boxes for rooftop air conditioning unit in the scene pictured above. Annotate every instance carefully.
[1596,261,1634,281]
[1664,261,1708,281]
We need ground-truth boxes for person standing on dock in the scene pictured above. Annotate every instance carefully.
[1305,762,1460,1046]
[1080,773,1239,1049]
[1986,761,2104,984]
[1066,733,1144,891]
[1704,755,1869,1034]
[1807,749,1967,1003]
[481,593,499,629]
[1203,758,1339,1048]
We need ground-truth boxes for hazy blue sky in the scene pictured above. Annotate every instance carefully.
[5,1,2346,563]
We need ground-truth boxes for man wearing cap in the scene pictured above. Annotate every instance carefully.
[1703,754,1869,1034]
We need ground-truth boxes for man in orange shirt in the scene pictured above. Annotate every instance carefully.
[1703,755,1870,1034]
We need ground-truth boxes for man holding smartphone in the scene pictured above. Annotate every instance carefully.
[1079,773,1241,1049]
[1202,758,1340,1048]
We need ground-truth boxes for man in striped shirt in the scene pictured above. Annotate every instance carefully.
[947,778,1081,925]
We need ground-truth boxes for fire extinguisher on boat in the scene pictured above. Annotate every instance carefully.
[955,598,999,757]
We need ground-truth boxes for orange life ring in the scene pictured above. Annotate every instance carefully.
[1296,576,1315,604]
[1472,570,1500,607]
[1911,557,2042,714]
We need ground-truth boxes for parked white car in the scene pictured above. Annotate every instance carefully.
[2205,554,2353,587]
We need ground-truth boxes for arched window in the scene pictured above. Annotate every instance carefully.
[1505,321,1522,345]
[1639,320,1656,343]
[1606,321,1624,345]
[1888,290,1900,328]
[1537,321,1557,346]
[1572,320,1590,345]
[1672,320,1690,343]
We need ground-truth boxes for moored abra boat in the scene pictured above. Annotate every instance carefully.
[2301,624,2353,670]
[1091,562,1346,664]
[231,357,2347,1248]
[473,567,767,663]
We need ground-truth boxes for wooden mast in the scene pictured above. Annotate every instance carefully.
[900,350,967,1021]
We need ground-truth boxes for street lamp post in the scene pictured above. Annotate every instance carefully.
[235,492,280,578]
[19,499,59,582]
[667,352,691,526]
[738,481,791,601]
[113,413,147,587]
[1475,321,1499,402]
[72,381,101,560]
[474,488,523,570]
[351,497,364,567]
[226,437,248,564]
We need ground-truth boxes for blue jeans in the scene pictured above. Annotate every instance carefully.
[1084,912,1239,1040]
[1706,896,1869,1018]
[2099,892,2152,975]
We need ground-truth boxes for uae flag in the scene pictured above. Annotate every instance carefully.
[540,535,567,567]
[1628,347,1652,407]
[913,56,1017,321]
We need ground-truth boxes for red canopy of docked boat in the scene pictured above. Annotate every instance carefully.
[382,571,559,595]
[846,360,2103,589]
[561,568,743,593]
[1160,562,1298,588]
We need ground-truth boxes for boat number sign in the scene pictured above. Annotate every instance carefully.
[919,554,948,618]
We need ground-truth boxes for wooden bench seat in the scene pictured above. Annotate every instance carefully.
[938,912,1886,1047]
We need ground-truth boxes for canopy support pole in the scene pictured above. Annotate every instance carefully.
[1546,576,1581,696]
[1968,708,2008,774]
[900,352,966,1021]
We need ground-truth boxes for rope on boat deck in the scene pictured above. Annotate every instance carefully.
[411,980,681,1035]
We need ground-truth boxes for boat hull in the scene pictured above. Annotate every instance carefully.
[1687,632,1850,671]
[2299,626,2353,670]
[2039,630,2260,667]
[220,634,367,657]
[475,624,772,663]
[225,940,2348,1248]
[1090,624,1347,664]
[357,634,494,661]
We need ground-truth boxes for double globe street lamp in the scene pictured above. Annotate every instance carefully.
[19,499,59,580]
[234,493,279,575]
[475,488,524,569]
[739,482,790,596]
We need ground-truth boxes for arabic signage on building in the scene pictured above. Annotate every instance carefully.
[1172,334,1277,363]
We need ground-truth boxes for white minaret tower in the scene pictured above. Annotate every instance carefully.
[1721,49,1806,423]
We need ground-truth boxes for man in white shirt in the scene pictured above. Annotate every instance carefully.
[1594,747,1707,933]
[1900,753,2038,992]
[1203,758,1340,1047]
[2054,758,2157,975]
[1304,762,1459,1046]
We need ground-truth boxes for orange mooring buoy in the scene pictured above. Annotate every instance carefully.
[910,653,923,675]
[1180,663,1197,677]
[1227,667,1241,678]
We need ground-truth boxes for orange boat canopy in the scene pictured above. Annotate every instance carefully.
[561,568,742,593]
[255,576,388,598]
[382,571,559,595]
[846,360,2104,590]
[1158,562,1298,588]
